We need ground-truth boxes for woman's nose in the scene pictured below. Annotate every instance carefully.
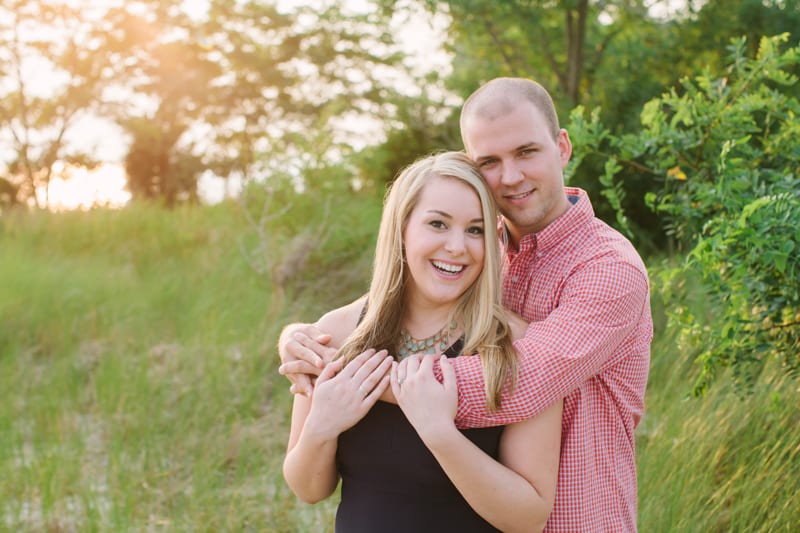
[444,231,466,254]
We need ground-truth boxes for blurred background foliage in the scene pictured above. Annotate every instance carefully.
[4,0,799,215]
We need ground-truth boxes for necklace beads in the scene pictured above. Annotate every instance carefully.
[397,320,456,360]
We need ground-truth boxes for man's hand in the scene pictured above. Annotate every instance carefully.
[278,323,339,396]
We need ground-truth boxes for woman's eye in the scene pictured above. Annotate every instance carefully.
[467,226,484,235]
[429,220,446,229]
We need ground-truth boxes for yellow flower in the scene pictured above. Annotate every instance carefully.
[667,166,687,181]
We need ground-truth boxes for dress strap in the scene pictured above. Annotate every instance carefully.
[443,337,465,357]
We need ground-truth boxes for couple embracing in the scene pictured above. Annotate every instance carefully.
[279,77,652,533]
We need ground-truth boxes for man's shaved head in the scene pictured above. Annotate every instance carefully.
[460,78,561,151]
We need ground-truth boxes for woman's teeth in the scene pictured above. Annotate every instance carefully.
[432,260,464,274]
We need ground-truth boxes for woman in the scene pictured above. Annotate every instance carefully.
[283,151,563,532]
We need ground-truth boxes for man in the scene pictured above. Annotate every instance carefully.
[279,77,652,532]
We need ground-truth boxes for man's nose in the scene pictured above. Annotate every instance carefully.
[501,160,524,186]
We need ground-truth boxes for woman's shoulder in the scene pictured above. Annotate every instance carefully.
[315,295,368,347]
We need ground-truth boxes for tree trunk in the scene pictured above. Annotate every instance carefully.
[565,0,588,106]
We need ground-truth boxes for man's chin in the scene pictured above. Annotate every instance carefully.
[505,211,546,234]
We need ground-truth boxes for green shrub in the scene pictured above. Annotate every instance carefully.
[569,34,800,394]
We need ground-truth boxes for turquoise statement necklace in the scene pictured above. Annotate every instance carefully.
[397,320,457,360]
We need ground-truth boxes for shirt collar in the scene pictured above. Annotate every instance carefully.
[500,187,594,255]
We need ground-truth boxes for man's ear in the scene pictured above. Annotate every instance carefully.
[557,129,573,168]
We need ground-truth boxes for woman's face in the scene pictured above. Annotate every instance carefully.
[403,175,485,310]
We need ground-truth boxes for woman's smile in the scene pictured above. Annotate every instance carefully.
[431,259,466,276]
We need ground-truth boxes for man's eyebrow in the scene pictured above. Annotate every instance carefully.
[473,142,537,161]
[516,142,538,151]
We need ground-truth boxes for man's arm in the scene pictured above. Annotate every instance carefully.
[449,261,651,428]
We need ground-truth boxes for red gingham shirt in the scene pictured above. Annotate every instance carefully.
[449,187,652,532]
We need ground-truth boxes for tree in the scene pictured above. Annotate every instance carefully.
[90,1,223,205]
[404,0,653,108]
[1,0,412,207]
[353,82,462,186]
[91,0,410,204]
[0,0,108,208]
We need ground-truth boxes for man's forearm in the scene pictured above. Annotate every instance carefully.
[450,264,650,429]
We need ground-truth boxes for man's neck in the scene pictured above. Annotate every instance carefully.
[505,192,575,248]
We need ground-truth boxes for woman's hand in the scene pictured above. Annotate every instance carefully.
[391,354,458,443]
[304,349,393,441]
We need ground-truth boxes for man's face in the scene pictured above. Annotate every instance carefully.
[463,100,572,245]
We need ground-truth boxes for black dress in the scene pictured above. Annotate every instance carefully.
[334,339,503,532]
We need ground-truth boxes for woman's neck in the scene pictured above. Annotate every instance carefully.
[401,300,456,339]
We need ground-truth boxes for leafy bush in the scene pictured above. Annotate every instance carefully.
[569,34,800,394]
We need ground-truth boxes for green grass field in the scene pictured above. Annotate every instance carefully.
[1,201,798,532]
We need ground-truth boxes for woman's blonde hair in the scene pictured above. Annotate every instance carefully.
[337,151,517,411]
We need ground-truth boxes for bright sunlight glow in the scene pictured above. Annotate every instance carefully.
[37,163,131,212]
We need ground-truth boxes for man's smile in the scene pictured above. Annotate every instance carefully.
[505,188,535,201]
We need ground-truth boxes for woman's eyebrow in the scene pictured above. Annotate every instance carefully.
[426,210,484,224]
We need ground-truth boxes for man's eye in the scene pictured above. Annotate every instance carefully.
[479,159,497,168]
